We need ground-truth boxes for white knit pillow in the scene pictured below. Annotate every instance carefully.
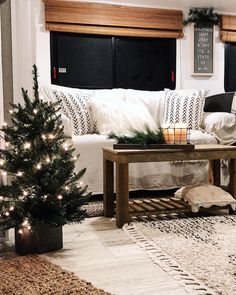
[162,89,209,130]
[90,99,157,135]
[52,89,95,135]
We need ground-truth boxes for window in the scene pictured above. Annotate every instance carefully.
[50,32,176,91]
[225,42,236,92]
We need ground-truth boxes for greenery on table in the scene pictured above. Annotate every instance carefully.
[0,65,90,232]
[108,125,166,145]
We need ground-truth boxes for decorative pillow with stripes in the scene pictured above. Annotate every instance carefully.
[162,89,209,130]
[52,89,95,136]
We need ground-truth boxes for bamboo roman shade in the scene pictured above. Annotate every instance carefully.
[221,15,236,42]
[43,0,183,38]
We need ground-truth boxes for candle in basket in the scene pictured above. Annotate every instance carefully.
[162,124,174,144]
[162,123,188,144]
[174,123,188,144]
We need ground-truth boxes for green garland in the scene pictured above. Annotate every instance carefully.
[108,125,166,145]
[183,8,221,26]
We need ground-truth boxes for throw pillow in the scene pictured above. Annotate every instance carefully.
[162,89,209,130]
[174,184,236,213]
[204,92,235,113]
[40,86,95,135]
[90,99,157,136]
[202,112,236,145]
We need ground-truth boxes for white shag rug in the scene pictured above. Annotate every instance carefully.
[123,215,236,295]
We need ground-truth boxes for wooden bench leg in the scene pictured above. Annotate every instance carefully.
[209,159,220,186]
[103,158,115,217]
[229,159,236,198]
[116,163,129,228]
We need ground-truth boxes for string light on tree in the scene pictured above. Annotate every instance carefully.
[0,159,5,166]
[9,109,14,114]
[33,109,38,114]
[45,157,50,163]
[16,171,23,177]
[57,195,63,200]
[41,134,46,140]
[48,133,54,139]
[63,143,69,151]
[23,191,28,197]
[23,142,31,150]
[36,163,42,170]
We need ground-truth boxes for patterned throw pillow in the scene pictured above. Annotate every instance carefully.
[162,89,209,130]
[52,90,95,135]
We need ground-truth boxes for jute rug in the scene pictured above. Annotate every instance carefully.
[123,215,236,295]
[0,255,112,295]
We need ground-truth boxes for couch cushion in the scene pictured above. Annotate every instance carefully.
[162,89,209,130]
[90,98,157,135]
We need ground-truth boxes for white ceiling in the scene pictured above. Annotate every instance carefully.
[84,0,236,14]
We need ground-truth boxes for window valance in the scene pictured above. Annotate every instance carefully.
[221,15,236,42]
[43,0,183,38]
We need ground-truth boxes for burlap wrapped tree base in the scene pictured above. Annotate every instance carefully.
[0,255,112,295]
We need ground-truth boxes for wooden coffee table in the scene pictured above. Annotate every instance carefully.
[103,144,236,228]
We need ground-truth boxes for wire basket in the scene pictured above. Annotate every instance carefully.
[162,123,190,144]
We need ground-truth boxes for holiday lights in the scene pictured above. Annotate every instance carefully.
[36,163,42,170]
[24,142,31,150]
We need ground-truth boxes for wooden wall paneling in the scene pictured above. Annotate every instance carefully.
[43,0,183,38]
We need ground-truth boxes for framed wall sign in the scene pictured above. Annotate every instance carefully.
[192,24,214,76]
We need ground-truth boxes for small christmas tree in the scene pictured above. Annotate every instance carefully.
[0,65,89,233]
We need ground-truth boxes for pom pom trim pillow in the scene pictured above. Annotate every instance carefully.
[90,99,157,136]
[162,89,209,130]
[175,184,236,213]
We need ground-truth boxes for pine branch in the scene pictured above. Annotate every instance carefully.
[32,64,39,102]
[108,125,166,145]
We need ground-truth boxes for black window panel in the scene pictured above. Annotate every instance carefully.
[51,32,113,89]
[115,37,176,91]
[50,32,176,90]
[225,42,236,92]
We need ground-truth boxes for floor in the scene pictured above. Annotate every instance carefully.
[41,217,188,295]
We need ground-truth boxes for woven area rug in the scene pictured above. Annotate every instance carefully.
[0,255,112,295]
[123,215,236,295]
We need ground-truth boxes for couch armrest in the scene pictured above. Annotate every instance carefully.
[57,112,74,137]
[202,112,236,145]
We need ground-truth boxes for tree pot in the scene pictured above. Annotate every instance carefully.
[14,225,63,256]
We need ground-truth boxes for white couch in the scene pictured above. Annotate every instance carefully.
[40,86,236,194]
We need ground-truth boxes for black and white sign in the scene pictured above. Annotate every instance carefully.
[193,25,214,75]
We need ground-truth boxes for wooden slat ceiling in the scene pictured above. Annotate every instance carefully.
[43,0,183,38]
[221,15,236,42]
